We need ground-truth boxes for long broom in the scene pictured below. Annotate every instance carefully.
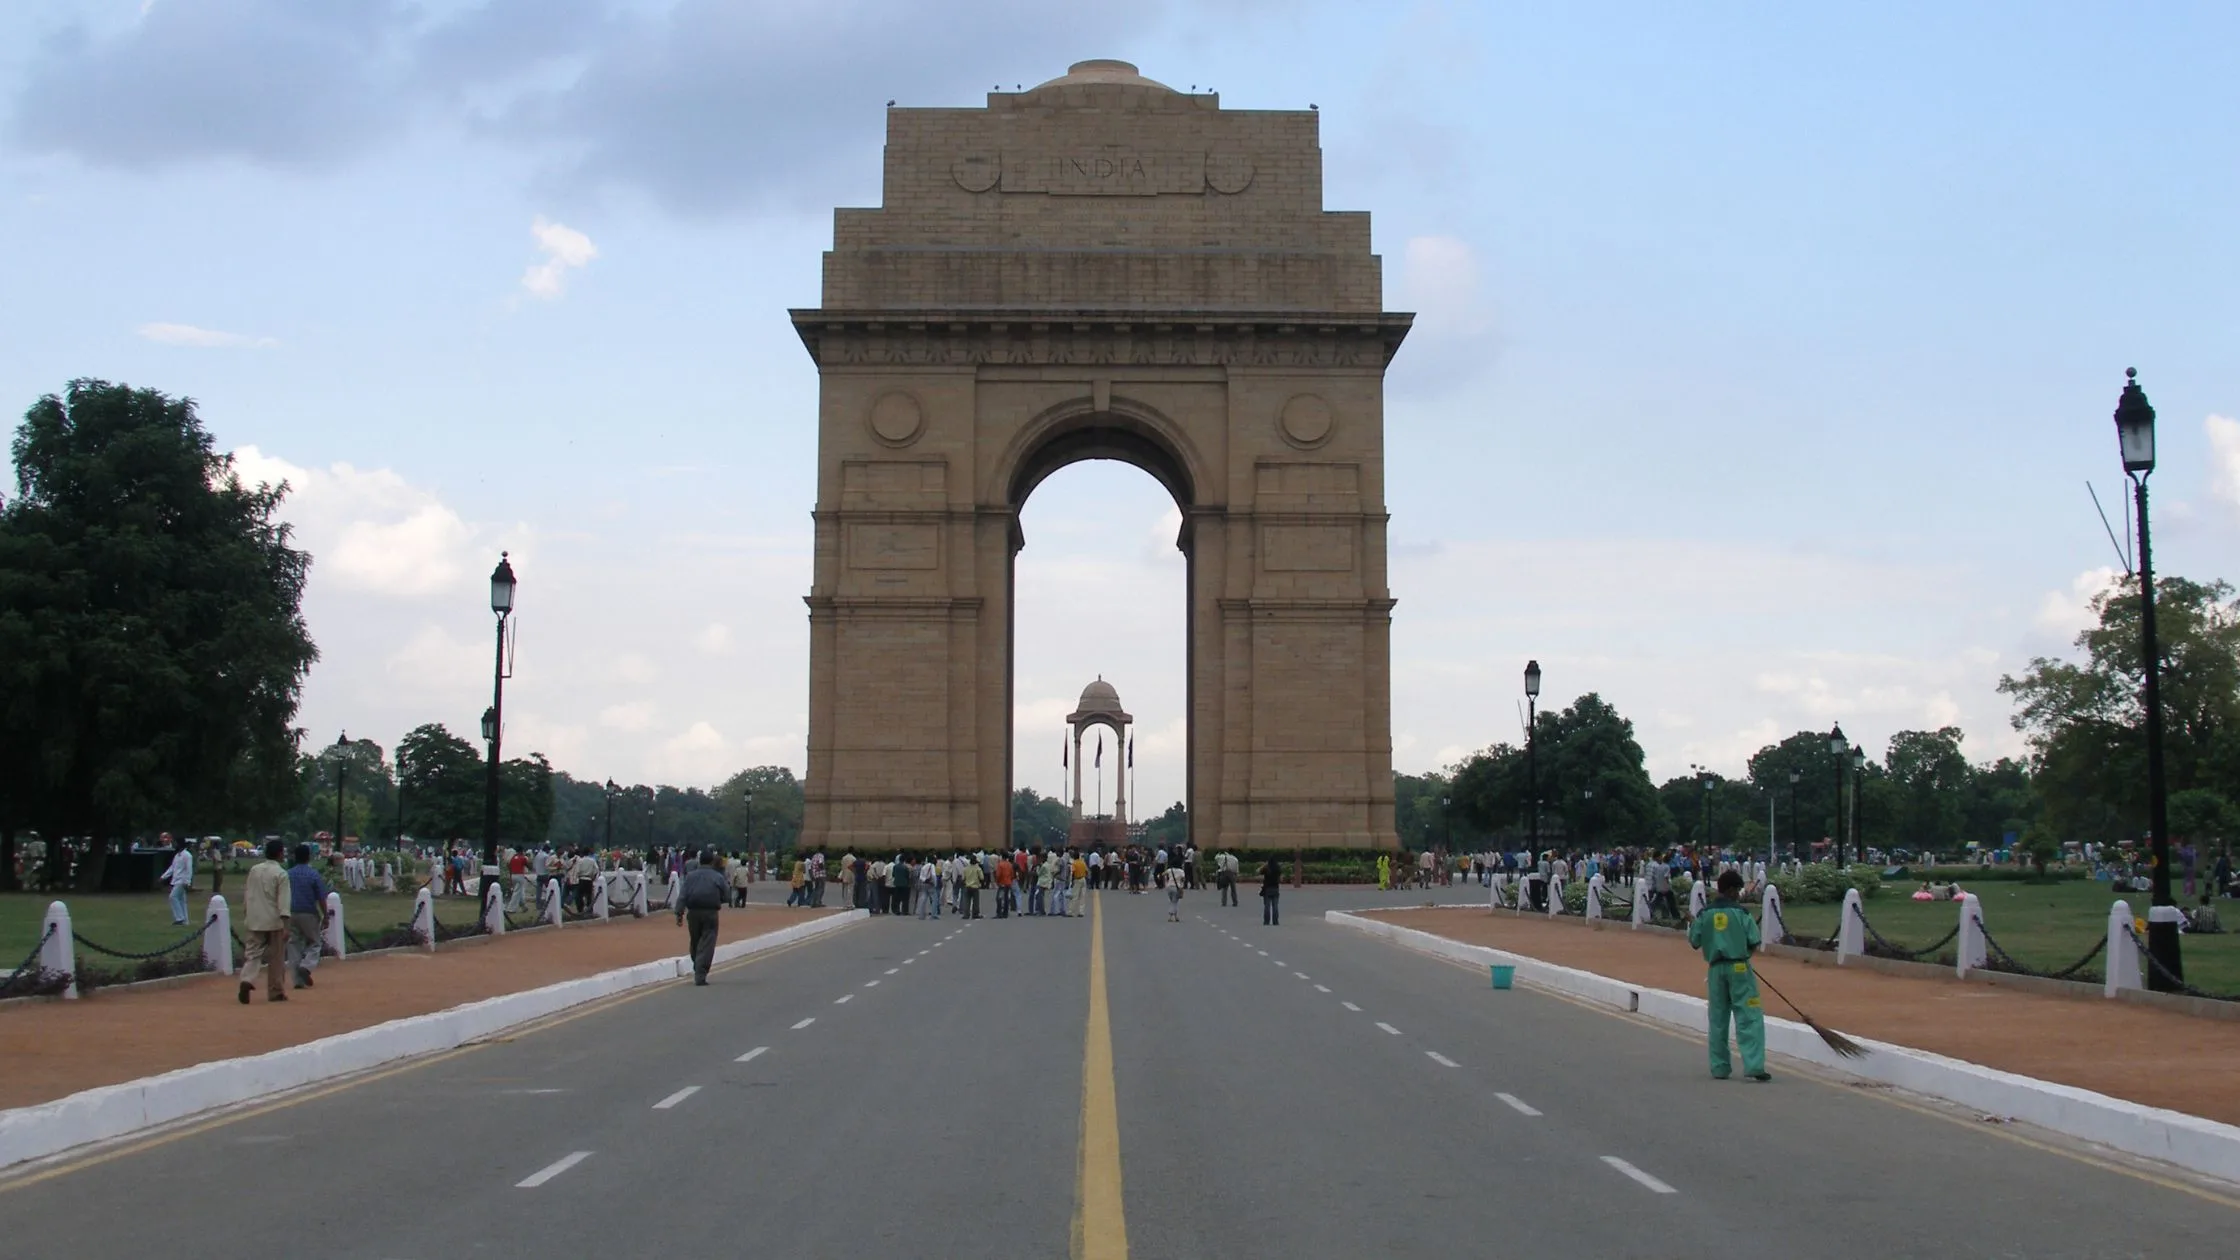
[1751,967,1868,1059]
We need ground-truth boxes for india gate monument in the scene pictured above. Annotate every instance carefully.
[794,60,1409,853]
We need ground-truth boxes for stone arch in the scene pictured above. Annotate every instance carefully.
[793,60,1409,855]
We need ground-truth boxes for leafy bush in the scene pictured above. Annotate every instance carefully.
[1773,863,1884,905]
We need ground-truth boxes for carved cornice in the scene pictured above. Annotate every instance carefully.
[789,309,1412,369]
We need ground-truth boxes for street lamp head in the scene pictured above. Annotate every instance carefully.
[744,789,755,804]
[480,706,498,744]
[1828,723,1849,757]
[489,552,518,616]
[1788,768,1801,786]
[1523,659,1541,699]
[1851,746,1866,771]
[332,730,349,750]
[2114,367,2157,476]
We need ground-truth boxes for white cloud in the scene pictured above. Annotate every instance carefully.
[381,623,489,700]
[1393,235,1489,335]
[138,321,276,348]
[613,653,658,684]
[654,720,731,784]
[2207,415,2240,514]
[599,701,655,732]
[520,215,596,300]
[2035,566,2120,639]
[233,445,478,597]
[694,623,734,655]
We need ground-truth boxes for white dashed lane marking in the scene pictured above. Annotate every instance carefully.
[1375,1022,1402,1036]
[835,994,855,1004]
[1314,984,1331,993]
[1495,1093,1542,1117]
[885,968,899,974]
[864,980,880,987]
[1293,972,1309,980]
[1602,1156,1677,1194]
[736,1047,769,1063]
[652,1086,701,1110]
[1425,1051,1459,1068]
[516,1152,591,1188]
[791,1018,816,1030]
[1342,1001,1362,1012]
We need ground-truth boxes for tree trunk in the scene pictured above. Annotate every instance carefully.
[0,828,16,893]
[73,837,112,893]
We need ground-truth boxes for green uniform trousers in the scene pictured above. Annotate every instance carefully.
[1706,961,1767,1078]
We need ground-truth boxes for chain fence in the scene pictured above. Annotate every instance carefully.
[2125,926,2236,1001]
[1975,921,2108,984]
[0,923,63,999]
[72,912,216,964]
[1850,903,1960,962]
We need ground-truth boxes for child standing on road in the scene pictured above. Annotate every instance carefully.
[1686,869,1770,1082]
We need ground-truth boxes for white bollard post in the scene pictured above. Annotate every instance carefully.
[2106,900,2143,996]
[1586,874,1605,920]
[1956,892,1987,978]
[1632,878,1651,929]
[592,874,611,921]
[324,890,346,960]
[411,885,435,949]
[542,877,564,927]
[630,871,649,918]
[41,901,77,999]
[1547,876,1564,918]
[203,894,234,975]
[482,880,506,935]
[1688,878,1709,920]
[1760,882,1787,945]
[380,861,396,894]
[1836,887,1865,965]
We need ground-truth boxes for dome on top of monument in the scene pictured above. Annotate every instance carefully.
[1033,59,1177,93]
[1076,677,1124,713]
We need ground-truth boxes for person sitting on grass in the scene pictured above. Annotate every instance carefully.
[2190,896,2223,935]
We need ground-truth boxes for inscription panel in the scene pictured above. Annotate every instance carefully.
[846,522,941,571]
[841,460,947,510]
[1001,149,1204,196]
[1261,524,1355,572]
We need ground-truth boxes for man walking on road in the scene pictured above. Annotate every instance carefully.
[238,841,291,1005]
[675,848,728,986]
[1260,854,1283,926]
[285,844,331,990]
[1686,869,1770,1082]
[1216,851,1239,907]
[162,834,195,925]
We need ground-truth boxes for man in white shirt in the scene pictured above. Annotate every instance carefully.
[161,834,196,925]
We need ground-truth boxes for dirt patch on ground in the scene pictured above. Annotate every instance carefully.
[1368,908,2240,1126]
[0,906,839,1110]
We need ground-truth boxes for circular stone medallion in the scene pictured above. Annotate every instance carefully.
[868,391,925,446]
[952,154,1000,193]
[1278,394,1335,447]
[1205,150,1255,194]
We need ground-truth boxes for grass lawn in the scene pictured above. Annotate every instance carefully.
[1775,878,2240,997]
[0,883,489,972]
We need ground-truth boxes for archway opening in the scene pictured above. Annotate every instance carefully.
[1009,455,1189,853]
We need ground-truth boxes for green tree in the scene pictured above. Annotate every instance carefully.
[1451,693,1667,849]
[1140,800,1187,849]
[2000,576,2240,844]
[398,724,482,842]
[1011,787,1072,848]
[1882,727,1970,854]
[717,766,805,853]
[0,381,316,888]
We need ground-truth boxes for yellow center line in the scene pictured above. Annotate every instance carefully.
[1073,892,1128,1260]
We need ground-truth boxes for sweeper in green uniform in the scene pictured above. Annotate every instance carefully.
[1686,869,1770,1082]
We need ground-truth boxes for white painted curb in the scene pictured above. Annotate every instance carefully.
[0,909,865,1171]
[1328,909,2240,1184]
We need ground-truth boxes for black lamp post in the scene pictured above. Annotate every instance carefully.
[330,731,350,850]
[2115,368,2182,988]
[1693,765,1714,851]
[1827,724,1849,866]
[1441,794,1452,854]
[1850,745,1867,865]
[394,745,407,849]
[603,779,617,851]
[744,788,756,861]
[1524,660,1541,854]
[480,552,517,903]
[1580,787,1594,851]
[1786,768,1801,864]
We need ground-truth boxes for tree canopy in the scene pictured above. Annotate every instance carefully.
[0,381,316,884]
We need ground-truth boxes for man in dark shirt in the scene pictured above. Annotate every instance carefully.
[675,849,729,986]
[285,844,332,990]
[1261,855,1284,926]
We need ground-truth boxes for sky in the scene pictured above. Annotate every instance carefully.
[2,1,2236,818]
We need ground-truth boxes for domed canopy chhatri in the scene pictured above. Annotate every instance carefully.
[1068,676,1131,724]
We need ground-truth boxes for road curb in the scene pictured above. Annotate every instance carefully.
[1327,909,2240,1184]
[0,910,865,1171]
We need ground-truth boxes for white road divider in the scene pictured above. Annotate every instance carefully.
[0,909,868,1172]
[1328,908,2240,1185]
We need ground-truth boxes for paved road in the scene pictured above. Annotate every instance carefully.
[3,887,2234,1258]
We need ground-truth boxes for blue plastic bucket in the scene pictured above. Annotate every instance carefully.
[1490,964,1515,990]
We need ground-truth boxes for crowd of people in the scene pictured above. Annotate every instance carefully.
[776,844,1291,924]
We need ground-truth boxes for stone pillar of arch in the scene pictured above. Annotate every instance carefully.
[795,59,1407,854]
